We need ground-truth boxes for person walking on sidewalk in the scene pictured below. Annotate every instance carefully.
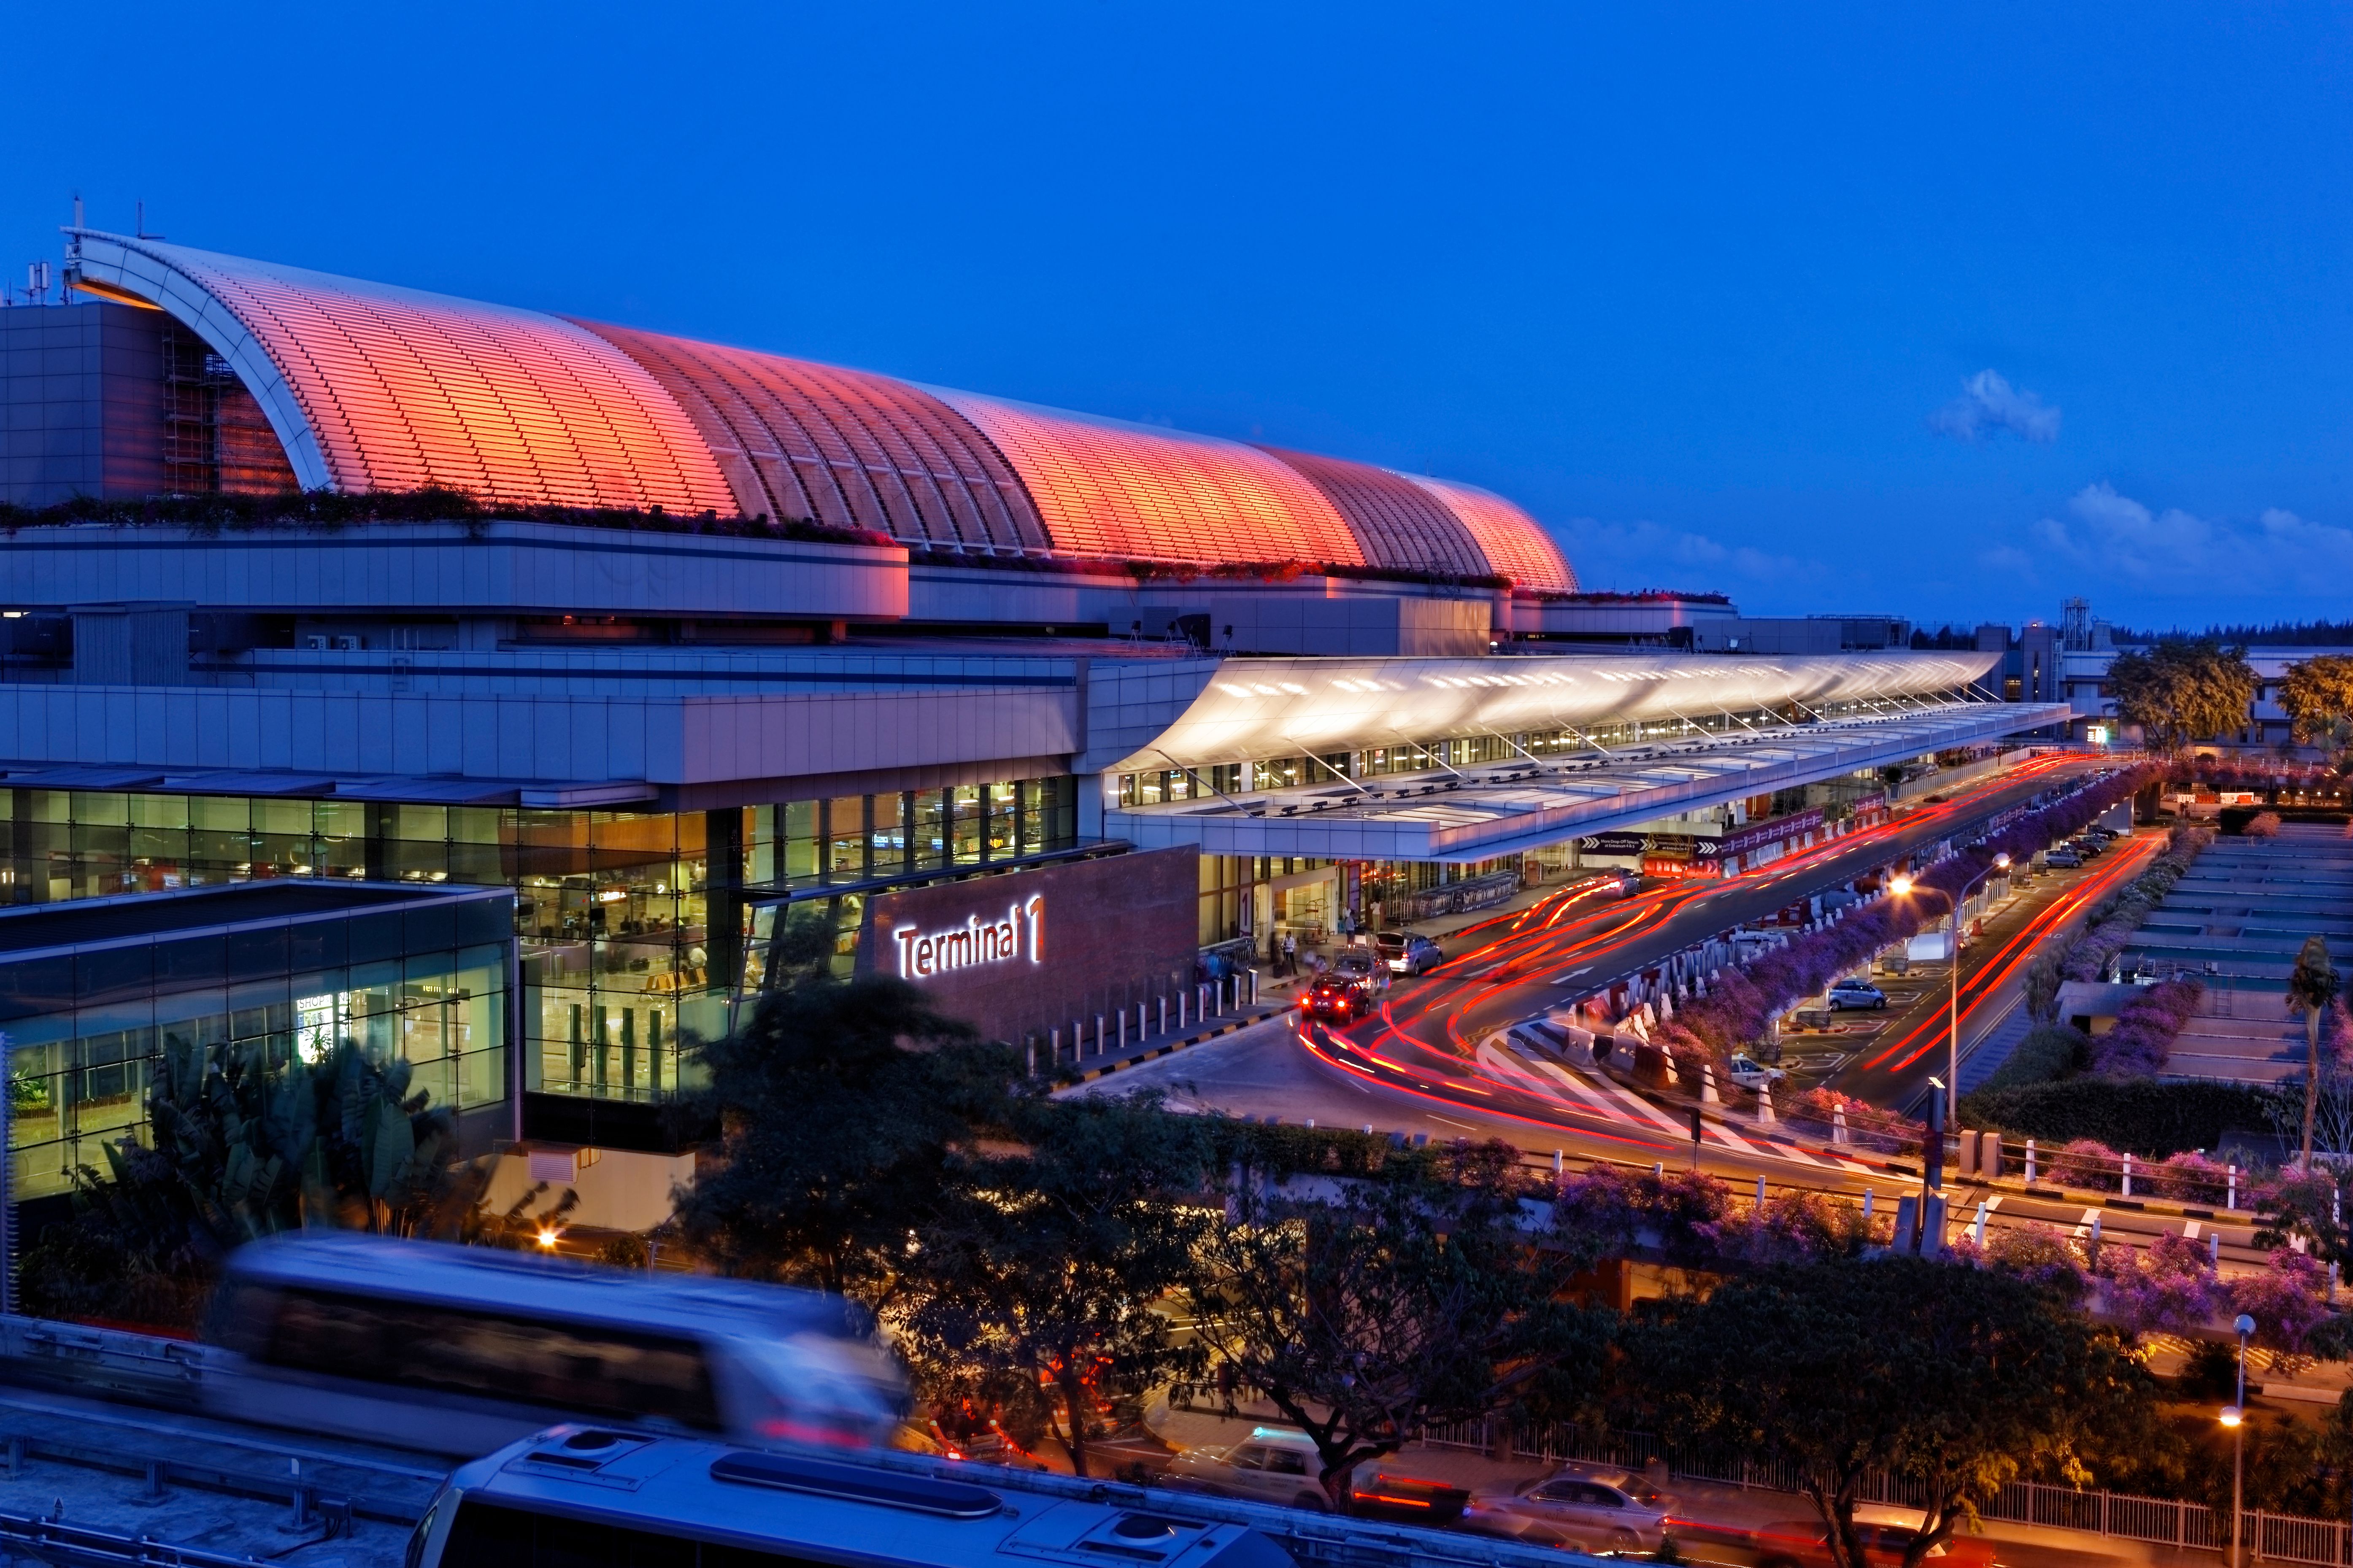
[1281,931,1297,978]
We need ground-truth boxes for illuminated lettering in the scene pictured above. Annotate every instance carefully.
[893,897,1046,981]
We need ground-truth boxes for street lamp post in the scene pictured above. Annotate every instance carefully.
[2221,1312,2256,1568]
[1890,853,2012,1124]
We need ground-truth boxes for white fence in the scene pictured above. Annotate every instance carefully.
[1424,1418,2353,1565]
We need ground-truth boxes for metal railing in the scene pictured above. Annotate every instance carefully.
[1424,1418,2353,1565]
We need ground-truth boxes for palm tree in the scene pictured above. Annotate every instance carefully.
[2287,936,2342,1171]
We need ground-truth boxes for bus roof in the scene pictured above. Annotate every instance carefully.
[222,1233,873,1342]
[450,1429,1289,1568]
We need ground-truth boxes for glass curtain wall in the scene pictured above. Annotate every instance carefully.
[1,773,1080,1110]
[736,777,1081,992]
[5,908,509,1202]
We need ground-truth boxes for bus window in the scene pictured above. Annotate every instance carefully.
[440,1502,819,1568]
[266,1289,721,1429]
[205,1282,283,1359]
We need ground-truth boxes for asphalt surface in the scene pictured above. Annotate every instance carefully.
[1073,756,2281,1272]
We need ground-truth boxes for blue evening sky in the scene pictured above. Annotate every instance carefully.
[6,4,2349,632]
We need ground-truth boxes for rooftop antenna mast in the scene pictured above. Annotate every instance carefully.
[2060,597,2092,652]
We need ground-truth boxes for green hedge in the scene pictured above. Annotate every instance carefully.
[1976,1023,2091,1093]
[1957,1077,2274,1158]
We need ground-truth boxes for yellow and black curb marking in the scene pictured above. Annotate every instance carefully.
[1071,1007,1292,1084]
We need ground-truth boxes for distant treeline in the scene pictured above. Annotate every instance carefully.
[2111,620,2353,647]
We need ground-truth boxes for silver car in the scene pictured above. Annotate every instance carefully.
[1163,1427,1332,1512]
[1461,1465,1677,1552]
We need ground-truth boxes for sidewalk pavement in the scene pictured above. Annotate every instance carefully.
[1143,1399,2226,1568]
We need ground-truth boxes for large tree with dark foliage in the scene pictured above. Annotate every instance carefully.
[1633,1257,2148,1568]
[2107,641,2258,750]
[1185,1139,1601,1509]
[895,1093,1211,1478]
[677,926,1016,1304]
[2278,654,2353,756]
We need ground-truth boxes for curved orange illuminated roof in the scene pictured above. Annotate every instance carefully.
[1406,475,1579,593]
[1256,446,1490,578]
[67,232,735,514]
[576,322,1048,554]
[67,229,1575,584]
[926,391,1368,567]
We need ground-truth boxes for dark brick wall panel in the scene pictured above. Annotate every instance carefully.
[856,846,1200,1045]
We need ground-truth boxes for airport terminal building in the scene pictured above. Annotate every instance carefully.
[0,229,2070,1197]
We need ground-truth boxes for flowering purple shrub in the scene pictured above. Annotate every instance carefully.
[2229,1250,2334,1370]
[1783,1085,1921,1154]
[1699,1188,1883,1265]
[2100,1231,2223,1341]
[2088,980,2203,1077]
[2047,1137,2123,1190]
[1552,1163,1732,1268]
[2150,1151,2233,1204]
[1980,1222,2094,1304]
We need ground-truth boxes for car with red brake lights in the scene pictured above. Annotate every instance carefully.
[1735,1505,1997,1568]
[1300,974,1372,1023]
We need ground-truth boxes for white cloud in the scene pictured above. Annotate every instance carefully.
[1561,518,1805,594]
[1928,370,2061,444]
[2026,483,2353,594]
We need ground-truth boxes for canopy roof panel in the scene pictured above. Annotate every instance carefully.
[1113,650,1999,771]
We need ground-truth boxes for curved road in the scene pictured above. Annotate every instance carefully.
[1078,755,2256,1266]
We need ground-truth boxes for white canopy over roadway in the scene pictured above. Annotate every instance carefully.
[1104,649,1997,773]
[1099,649,2069,861]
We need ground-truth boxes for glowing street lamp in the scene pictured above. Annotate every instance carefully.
[1888,854,2011,1125]
[2226,1312,2255,1568]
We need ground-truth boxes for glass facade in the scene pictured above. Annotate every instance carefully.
[1198,853,1525,948]
[0,773,1078,1112]
[1,887,512,1201]
[738,778,1082,990]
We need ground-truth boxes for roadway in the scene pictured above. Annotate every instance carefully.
[1074,755,2273,1270]
[1331,748,2104,1118]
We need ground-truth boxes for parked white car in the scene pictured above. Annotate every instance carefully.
[1163,1427,1332,1512]
[1461,1464,1678,1552]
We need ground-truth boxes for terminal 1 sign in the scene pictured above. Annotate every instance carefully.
[857,847,1199,1046]
[892,896,1044,979]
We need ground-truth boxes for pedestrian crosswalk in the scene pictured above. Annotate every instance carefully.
[1480,1039,1880,1174]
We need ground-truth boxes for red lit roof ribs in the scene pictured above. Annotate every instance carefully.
[1254,446,1491,578]
[1406,474,1579,593]
[151,246,733,513]
[925,392,1369,567]
[575,324,1048,554]
[89,235,1575,582]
